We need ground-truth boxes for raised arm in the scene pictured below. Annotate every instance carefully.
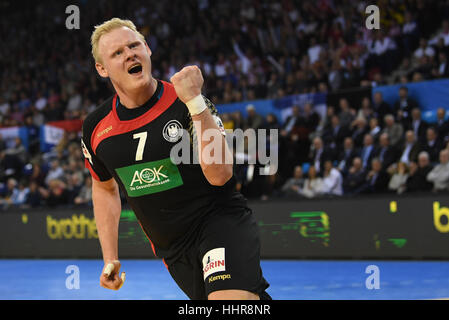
[171,66,233,186]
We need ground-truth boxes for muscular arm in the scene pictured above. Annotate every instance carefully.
[191,108,233,186]
[92,177,122,262]
[171,65,233,186]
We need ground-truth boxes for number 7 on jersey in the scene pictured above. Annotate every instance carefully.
[133,132,147,161]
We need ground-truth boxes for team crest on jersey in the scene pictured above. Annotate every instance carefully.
[163,120,183,143]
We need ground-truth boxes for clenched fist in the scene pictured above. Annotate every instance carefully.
[100,260,125,290]
[170,65,204,104]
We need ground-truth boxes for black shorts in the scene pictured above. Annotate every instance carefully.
[164,204,271,300]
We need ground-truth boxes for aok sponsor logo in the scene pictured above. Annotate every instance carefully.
[115,158,183,197]
[129,165,169,191]
[47,214,98,240]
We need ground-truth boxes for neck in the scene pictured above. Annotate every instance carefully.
[116,77,158,109]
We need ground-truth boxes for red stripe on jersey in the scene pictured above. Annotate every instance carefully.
[138,220,158,257]
[90,80,178,154]
[85,159,101,181]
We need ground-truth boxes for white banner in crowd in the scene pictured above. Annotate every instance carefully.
[42,125,65,146]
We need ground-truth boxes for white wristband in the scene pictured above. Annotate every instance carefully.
[185,94,207,116]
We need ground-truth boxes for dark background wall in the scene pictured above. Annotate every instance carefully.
[1,193,449,259]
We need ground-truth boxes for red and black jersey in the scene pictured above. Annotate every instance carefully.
[81,80,241,259]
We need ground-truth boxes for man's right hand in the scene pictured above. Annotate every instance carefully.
[100,260,125,290]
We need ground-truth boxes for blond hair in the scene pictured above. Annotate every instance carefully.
[91,18,145,63]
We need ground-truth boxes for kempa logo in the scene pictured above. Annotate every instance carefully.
[130,165,168,188]
[208,274,231,283]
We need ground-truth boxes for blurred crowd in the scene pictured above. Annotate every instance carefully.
[1,0,449,209]
[233,86,449,200]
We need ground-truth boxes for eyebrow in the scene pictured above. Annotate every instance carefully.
[110,41,141,57]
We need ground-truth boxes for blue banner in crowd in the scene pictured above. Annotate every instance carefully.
[373,78,449,123]
[39,125,65,153]
[216,99,278,119]
[0,126,28,150]
[216,92,327,124]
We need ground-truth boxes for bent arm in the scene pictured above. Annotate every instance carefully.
[192,108,233,186]
[92,178,122,262]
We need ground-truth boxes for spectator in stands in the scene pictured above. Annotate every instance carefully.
[427,149,449,192]
[302,103,320,132]
[356,97,375,123]
[360,134,376,170]
[402,11,419,56]
[374,133,398,171]
[406,108,428,143]
[350,117,368,149]
[25,181,42,208]
[414,38,436,62]
[309,136,335,175]
[322,115,350,153]
[231,111,245,130]
[10,180,30,207]
[343,157,366,195]
[280,166,305,198]
[337,137,359,176]
[382,114,404,147]
[429,19,449,46]
[393,86,418,123]
[405,152,434,193]
[0,178,18,209]
[434,107,449,143]
[44,160,64,186]
[24,115,40,156]
[281,105,301,137]
[301,166,323,199]
[29,162,46,187]
[434,52,449,78]
[388,162,409,194]
[244,104,264,130]
[320,160,343,196]
[421,127,444,163]
[360,158,390,194]
[74,176,93,206]
[5,137,27,165]
[368,117,382,142]
[399,130,421,165]
[367,30,397,74]
[338,98,355,128]
[67,172,83,204]
[372,92,392,126]
[39,179,70,207]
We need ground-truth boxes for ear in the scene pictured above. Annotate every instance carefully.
[145,42,152,57]
[95,62,109,78]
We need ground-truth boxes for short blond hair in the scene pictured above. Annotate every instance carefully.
[91,18,145,63]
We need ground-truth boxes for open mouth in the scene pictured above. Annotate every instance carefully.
[128,63,143,75]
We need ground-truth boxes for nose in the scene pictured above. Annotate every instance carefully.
[124,46,137,61]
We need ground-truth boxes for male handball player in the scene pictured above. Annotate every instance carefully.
[81,18,270,300]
